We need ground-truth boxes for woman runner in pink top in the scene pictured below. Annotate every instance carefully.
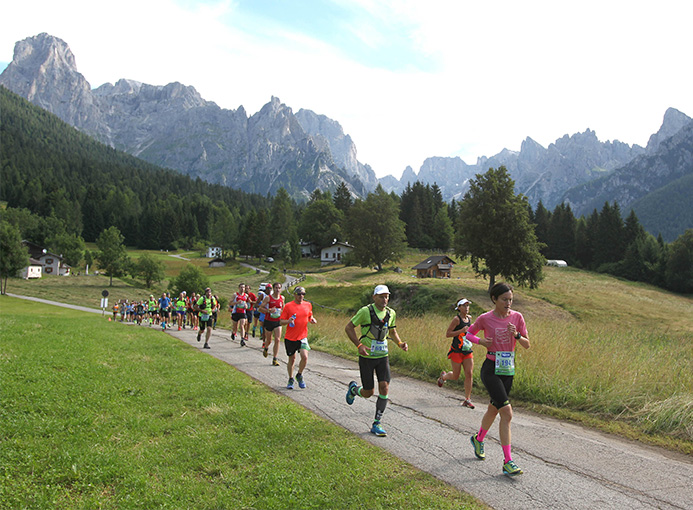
[466,282,530,477]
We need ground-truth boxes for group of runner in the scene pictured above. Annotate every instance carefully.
[116,279,530,477]
[111,291,218,331]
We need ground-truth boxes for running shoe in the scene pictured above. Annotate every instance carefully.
[437,371,445,387]
[462,399,475,409]
[203,343,210,349]
[470,434,485,459]
[178,326,182,331]
[346,381,358,405]
[263,347,268,358]
[296,374,306,389]
[370,422,387,437]
[231,333,235,341]
[240,339,246,347]
[196,333,201,342]
[272,358,280,366]
[252,327,256,337]
[287,378,294,390]
[503,460,523,476]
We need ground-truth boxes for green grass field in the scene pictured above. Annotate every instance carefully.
[0,299,485,509]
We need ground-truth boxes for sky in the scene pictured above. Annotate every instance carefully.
[2,0,692,179]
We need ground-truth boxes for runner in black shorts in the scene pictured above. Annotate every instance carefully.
[465,282,530,477]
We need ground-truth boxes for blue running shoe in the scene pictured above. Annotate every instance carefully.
[503,460,523,476]
[287,378,294,390]
[470,434,485,459]
[346,381,358,405]
[370,422,387,437]
[296,374,306,389]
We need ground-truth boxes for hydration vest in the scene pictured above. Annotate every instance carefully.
[360,304,391,342]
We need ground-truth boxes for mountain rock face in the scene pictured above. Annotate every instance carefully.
[562,119,693,219]
[381,131,647,209]
[0,33,369,199]
[295,109,378,191]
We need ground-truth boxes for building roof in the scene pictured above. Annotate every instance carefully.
[321,241,354,250]
[411,255,456,270]
[22,240,63,261]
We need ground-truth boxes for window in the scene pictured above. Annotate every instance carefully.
[46,258,53,264]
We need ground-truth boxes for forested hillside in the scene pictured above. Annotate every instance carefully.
[0,86,266,248]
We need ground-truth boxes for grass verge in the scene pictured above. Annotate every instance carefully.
[0,297,485,510]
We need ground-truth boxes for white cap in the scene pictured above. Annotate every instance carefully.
[456,298,471,307]
[373,285,390,295]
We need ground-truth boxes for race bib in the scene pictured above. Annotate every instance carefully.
[236,301,246,309]
[495,351,515,376]
[270,310,281,319]
[370,339,388,354]
[200,313,210,321]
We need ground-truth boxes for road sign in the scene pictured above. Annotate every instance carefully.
[102,290,109,297]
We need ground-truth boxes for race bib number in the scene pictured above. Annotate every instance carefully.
[370,339,388,354]
[236,301,246,309]
[300,338,311,350]
[200,313,210,321]
[495,351,515,376]
[270,310,281,319]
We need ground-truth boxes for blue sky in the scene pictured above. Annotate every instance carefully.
[2,1,692,179]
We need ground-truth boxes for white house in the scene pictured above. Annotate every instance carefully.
[21,258,43,279]
[22,241,70,276]
[299,240,319,258]
[207,246,222,258]
[320,241,353,266]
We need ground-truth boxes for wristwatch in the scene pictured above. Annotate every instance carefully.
[514,331,521,339]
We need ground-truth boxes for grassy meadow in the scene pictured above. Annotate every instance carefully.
[5,247,693,454]
[0,298,485,509]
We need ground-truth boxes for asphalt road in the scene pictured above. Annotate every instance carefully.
[171,326,692,510]
[8,294,693,509]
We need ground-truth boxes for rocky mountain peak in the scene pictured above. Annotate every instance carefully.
[646,107,692,152]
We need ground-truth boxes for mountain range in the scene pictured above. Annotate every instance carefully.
[1,33,691,240]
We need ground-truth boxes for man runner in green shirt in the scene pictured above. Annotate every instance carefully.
[195,287,217,349]
[344,285,408,437]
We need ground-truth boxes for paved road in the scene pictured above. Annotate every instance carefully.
[171,327,692,510]
[7,295,693,509]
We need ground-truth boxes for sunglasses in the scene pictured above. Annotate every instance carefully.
[296,292,306,296]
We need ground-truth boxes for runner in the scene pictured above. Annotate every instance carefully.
[195,287,218,349]
[229,283,249,345]
[438,298,475,408]
[280,286,317,389]
[252,283,271,339]
[466,282,530,476]
[259,282,284,366]
[158,292,171,331]
[244,284,257,339]
[344,285,408,437]
[175,292,186,331]
[147,295,158,326]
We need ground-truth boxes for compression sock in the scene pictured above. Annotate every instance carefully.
[374,394,389,423]
[502,444,512,463]
[357,387,366,398]
[477,427,488,442]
